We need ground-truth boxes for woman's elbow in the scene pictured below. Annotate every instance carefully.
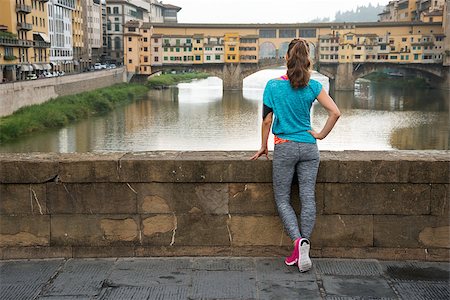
[331,109,341,119]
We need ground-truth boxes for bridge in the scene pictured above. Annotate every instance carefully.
[125,21,449,90]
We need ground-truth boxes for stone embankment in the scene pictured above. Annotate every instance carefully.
[0,151,448,261]
[0,68,126,117]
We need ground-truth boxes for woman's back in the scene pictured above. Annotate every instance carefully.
[263,77,322,144]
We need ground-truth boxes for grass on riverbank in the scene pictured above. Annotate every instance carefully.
[363,72,430,88]
[0,83,148,143]
[146,72,209,89]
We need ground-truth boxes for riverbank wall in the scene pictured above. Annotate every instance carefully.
[0,68,126,117]
[0,151,448,261]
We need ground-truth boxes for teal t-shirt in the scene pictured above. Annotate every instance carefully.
[263,78,322,144]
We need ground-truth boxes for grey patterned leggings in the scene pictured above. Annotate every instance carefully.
[273,141,320,241]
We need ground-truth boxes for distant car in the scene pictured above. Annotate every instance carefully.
[94,63,102,70]
[58,71,65,76]
[26,73,37,80]
[100,64,107,69]
[109,64,116,69]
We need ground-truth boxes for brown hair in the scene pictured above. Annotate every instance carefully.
[286,39,312,89]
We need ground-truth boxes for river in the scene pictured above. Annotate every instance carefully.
[0,68,448,152]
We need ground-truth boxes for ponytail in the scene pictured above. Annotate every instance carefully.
[286,39,312,89]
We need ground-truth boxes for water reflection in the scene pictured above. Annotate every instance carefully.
[0,69,448,152]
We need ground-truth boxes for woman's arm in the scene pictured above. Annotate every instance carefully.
[251,112,273,160]
[308,88,340,140]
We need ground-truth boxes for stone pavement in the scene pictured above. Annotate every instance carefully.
[0,257,449,300]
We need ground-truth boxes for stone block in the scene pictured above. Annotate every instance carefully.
[338,160,400,183]
[47,183,137,214]
[58,153,123,182]
[311,215,373,247]
[229,216,291,246]
[72,246,135,258]
[0,246,72,260]
[374,216,449,248]
[0,153,58,183]
[172,184,229,214]
[229,183,276,214]
[324,183,431,215]
[402,160,449,183]
[317,158,340,183]
[431,184,449,216]
[0,184,47,215]
[51,215,139,246]
[141,214,176,245]
[119,152,179,182]
[135,246,231,257]
[0,215,50,247]
[174,214,230,246]
[136,183,229,214]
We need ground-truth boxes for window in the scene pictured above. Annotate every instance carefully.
[115,24,119,31]
[402,37,407,42]
[164,56,168,61]
[230,47,235,51]
[279,29,296,38]
[215,55,220,60]
[176,48,180,52]
[346,35,353,41]
[154,57,159,62]
[355,55,361,59]
[299,29,316,38]
[196,39,201,43]
[164,39,169,44]
[186,38,191,44]
[113,7,119,14]
[107,7,110,14]
[128,59,132,63]
[380,45,386,50]
[128,48,132,52]
[195,55,201,60]
[259,29,276,38]
[143,47,148,51]
[206,55,211,61]
[128,37,132,42]
[154,47,158,52]
[143,38,147,42]
[144,56,148,62]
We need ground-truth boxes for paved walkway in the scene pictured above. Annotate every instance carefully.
[0,257,448,299]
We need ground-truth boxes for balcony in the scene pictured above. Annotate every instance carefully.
[0,37,33,47]
[16,4,32,14]
[17,22,32,31]
[33,40,51,48]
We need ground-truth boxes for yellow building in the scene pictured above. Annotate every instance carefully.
[123,21,142,74]
[0,0,51,81]
[192,34,204,64]
[224,33,239,63]
[72,0,84,71]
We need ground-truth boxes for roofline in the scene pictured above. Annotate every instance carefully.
[147,21,443,29]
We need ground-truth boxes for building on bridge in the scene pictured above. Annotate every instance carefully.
[124,22,448,90]
[378,0,445,23]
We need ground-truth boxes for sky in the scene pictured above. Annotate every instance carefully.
[165,0,392,24]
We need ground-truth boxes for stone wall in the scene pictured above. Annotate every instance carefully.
[0,68,126,117]
[0,151,448,261]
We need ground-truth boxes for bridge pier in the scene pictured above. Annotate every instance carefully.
[333,63,356,91]
[222,63,244,90]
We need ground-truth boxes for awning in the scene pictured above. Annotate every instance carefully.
[20,65,32,72]
[42,64,51,70]
[34,32,50,43]
[32,64,43,70]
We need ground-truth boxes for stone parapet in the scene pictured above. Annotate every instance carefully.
[0,151,448,260]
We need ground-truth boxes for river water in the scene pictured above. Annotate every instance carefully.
[1,68,448,152]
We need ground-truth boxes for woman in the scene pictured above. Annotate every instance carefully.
[251,38,340,272]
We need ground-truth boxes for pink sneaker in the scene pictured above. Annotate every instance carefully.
[285,238,301,266]
[298,238,312,272]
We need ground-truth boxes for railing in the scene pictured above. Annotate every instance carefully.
[16,4,32,13]
[37,0,49,2]
[0,37,33,47]
[17,22,32,31]
[33,40,51,48]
